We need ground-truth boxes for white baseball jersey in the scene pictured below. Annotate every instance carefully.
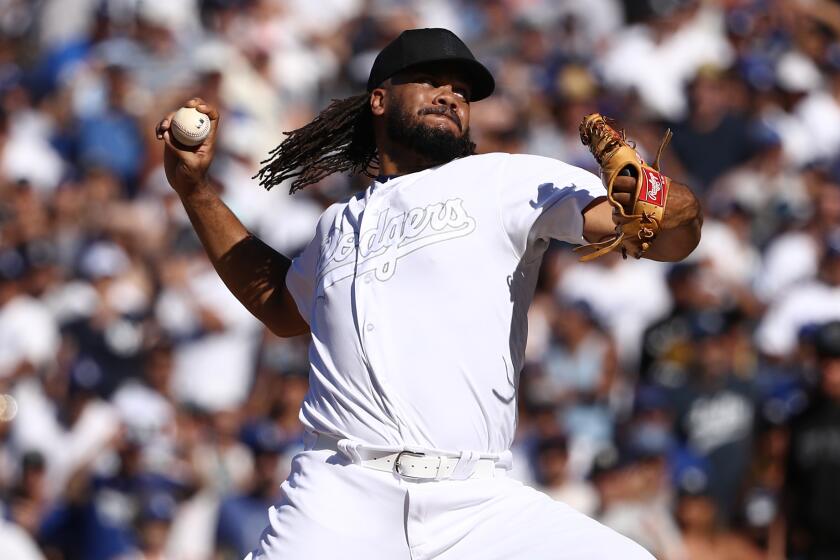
[285,152,606,455]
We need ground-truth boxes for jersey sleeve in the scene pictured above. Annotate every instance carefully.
[284,227,321,326]
[496,153,607,258]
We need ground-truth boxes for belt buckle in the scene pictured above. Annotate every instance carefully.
[394,450,426,479]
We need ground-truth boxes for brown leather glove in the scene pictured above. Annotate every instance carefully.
[575,113,673,261]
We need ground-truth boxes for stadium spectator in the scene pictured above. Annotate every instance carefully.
[785,320,840,559]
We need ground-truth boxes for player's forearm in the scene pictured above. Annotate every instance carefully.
[644,181,702,262]
[178,183,251,261]
[178,184,307,336]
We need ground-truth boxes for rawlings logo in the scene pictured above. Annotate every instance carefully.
[648,174,662,198]
[640,168,667,206]
[316,198,476,290]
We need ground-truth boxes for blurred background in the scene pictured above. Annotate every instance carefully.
[1,0,840,559]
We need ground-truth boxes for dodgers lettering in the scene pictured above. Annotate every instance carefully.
[317,198,476,284]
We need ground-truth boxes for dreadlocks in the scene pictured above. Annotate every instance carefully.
[253,93,377,194]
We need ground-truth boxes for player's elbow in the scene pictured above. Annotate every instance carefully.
[676,191,703,258]
[647,209,703,262]
[649,182,702,261]
[265,318,310,338]
[256,289,311,338]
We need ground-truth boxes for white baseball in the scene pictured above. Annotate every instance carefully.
[170,106,212,147]
[0,394,17,422]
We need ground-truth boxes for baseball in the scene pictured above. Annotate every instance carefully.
[0,394,18,422]
[170,106,211,147]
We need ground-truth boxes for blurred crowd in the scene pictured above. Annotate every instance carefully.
[1,0,840,559]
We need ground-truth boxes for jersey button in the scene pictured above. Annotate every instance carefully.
[364,275,372,284]
[365,323,375,332]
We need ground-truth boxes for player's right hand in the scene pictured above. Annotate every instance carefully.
[155,97,219,198]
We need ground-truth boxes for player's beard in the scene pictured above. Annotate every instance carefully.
[385,103,473,165]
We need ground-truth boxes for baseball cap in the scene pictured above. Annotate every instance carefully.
[0,249,26,283]
[78,241,130,280]
[633,385,670,414]
[815,320,840,358]
[689,310,729,339]
[825,229,840,259]
[665,262,698,285]
[776,51,823,93]
[138,491,177,522]
[68,356,104,395]
[589,444,640,479]
[241,421,285,455]
[367,28,495,101]
[672,448,711,496]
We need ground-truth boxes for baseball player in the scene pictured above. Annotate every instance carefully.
[155,28,701,560]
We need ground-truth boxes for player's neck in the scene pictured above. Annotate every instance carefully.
[376,143,441,178]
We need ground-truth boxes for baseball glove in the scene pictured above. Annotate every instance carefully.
[575,114,673,261]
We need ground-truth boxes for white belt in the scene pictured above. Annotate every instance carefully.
[307,432,510,481]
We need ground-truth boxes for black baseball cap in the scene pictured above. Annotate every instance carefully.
[816,320,840,358]
[367,28,495,101]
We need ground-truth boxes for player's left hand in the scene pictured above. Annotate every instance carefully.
[576,113,674,261]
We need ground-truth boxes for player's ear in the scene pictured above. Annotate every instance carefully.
[370,86,387,116]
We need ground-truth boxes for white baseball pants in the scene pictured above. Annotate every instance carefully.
[245,447,654,560]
